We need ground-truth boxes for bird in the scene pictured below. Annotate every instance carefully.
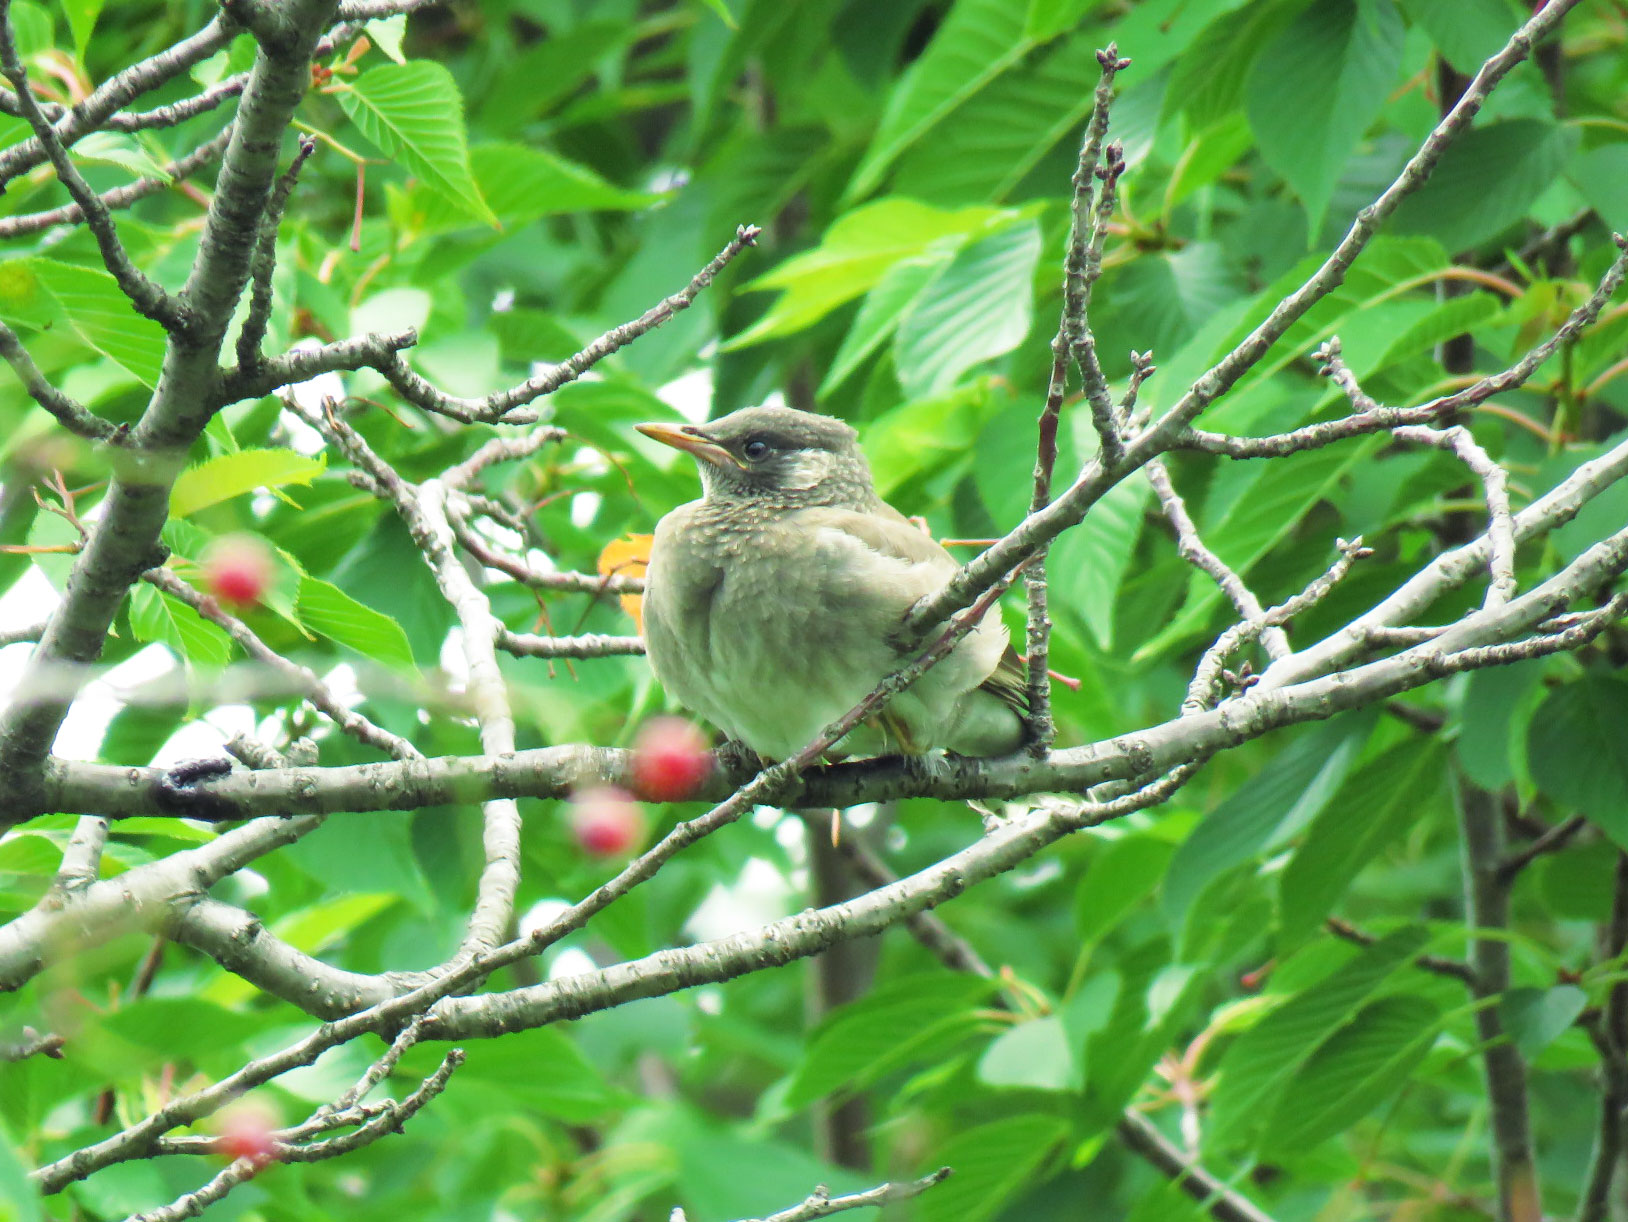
[634,405,1027,763]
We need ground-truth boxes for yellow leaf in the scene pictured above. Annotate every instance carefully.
[598,534,651,631]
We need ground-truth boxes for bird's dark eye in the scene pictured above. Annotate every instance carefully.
[742,438,771,461]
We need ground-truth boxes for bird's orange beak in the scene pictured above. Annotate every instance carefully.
[635,422,744,469]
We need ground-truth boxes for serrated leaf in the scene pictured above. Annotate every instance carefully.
[402,143,662,235]
[845,0,1037,201]
[784,974,994,1107]
[917,1115,1066,1222]
[296,575,416,671]
[725,198,1002,348]
[1375,291,1502,370]
[892,35,1099,204]
[1207,926,1428,1151]
[1278,738,1447,944]
[71,131,170,181]
[895,218,1042,397]
[1247,0,1404,232]
[1260,993,1441,1155]
[127,583,233,671]
[1528,675,1628,846]
[1569,141,1628,233]
[1051,475,1151,650]
[1076,835,1175,946]
[1163,713,1374,927]
[169,448,326,517]
[1393,120,1573,252]
[1107,241,1241,359]
[338,61,496,225]
[1399,0,1523,72]
[818,253,950,396]
[0,257,165,385]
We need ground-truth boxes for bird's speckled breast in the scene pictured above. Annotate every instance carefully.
[642,499,1009,760]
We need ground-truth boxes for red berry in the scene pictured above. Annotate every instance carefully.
[216,1102,278,1167]
[202,535,277,608]
[631,717,712,801]
[569,787,647,857]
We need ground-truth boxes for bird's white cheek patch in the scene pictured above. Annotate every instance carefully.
[776,453,832,492]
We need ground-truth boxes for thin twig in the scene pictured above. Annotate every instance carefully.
[1497,814,1586,883]
[1325,918,1477,986]
[0,2,189,332]
[744,1169,952,1222]
[496,627,646,659]
[236,133,318,370]
[0,125,232,238]
[373,225,759,422]
[144,566,421,761]
[1392,424,1516,608]
[1148,456,1290,658]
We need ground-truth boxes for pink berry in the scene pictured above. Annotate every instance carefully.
[631,717,712,801]
[202,535,276,608]
[570,787,646,857]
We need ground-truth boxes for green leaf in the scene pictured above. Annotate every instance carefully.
[917,1115,1067,1222]
[1392,120,1573,252]
[1502,986,1587,1059]
[169,448,326,517]
[1399,0,1523,72]
[1569,141,1628,234]
[76,998,263,1078]
[724,198,1001,348]
[1051,475,1150,650]
[1207,926,1429,1150]
[977,1016,1078,1091]
[1528,675,1628,846]
[0,257,166,385]
[127,583,232,671]
[784,974,994,1107]
[845,0,1037,201]
[296,575,416,672]
[1163,712,1373,927]
[0,1119,41,1222]
[1025,0,1094,40]
[1247,0,1404,231]
[1278,737,1448,944]
[455,1026,618,1122]
[338,61,496,225]
[1260,994,1441,1155]
[70,131,170,181]
[1375,292,1503,370]
[818,253,950,396]
[1455,657,1544,790]
[402,143,662,235]
[895,218,1042,397]
[1107,242,1241,359]
[891,36,1099,204]
[864,381,999,497]
[1076,833,1176,945]
[368,13,407,62]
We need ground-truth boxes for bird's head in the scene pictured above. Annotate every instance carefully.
[636,406,875,508]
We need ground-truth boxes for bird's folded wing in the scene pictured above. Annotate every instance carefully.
[792,505,959,596]
[793,506,1027,710]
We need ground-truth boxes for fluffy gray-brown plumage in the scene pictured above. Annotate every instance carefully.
[636,405,1026,761]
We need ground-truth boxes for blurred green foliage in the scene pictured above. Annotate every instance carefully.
[4,0,1628,1218]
